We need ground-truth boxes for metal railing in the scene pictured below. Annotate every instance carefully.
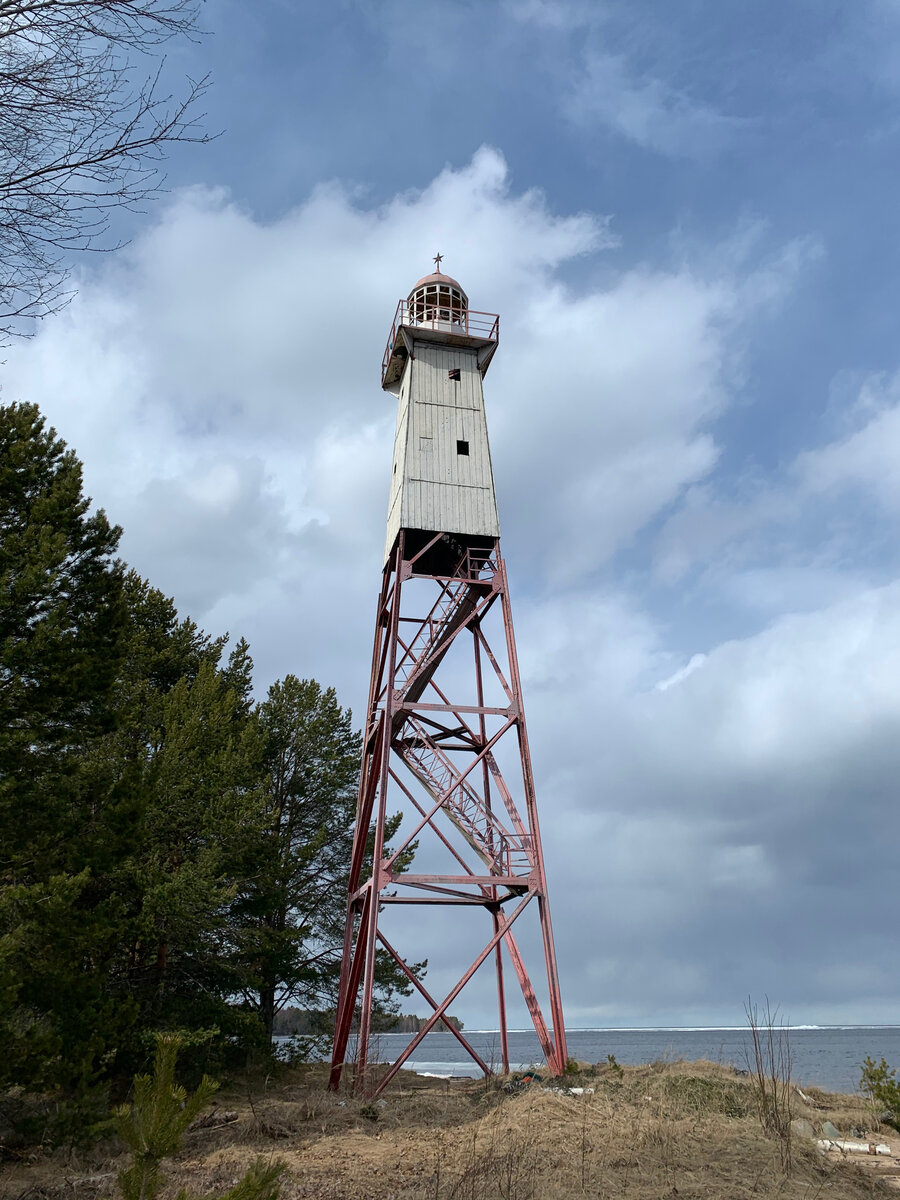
[382,299,500,385]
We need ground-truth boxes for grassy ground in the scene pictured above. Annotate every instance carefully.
[3,1059,899,1199]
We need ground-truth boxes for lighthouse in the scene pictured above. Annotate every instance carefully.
[329,261,568,1095]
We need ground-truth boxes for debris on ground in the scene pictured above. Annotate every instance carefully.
[189,1110,239,1130]
[817,1137,892,1155]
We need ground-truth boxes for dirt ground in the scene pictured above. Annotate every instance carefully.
[3,1059,899,1200]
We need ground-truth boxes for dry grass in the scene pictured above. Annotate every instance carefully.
[3,1059,898,1200]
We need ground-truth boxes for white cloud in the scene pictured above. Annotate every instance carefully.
[519,579,900,1019]
[495,268,731,574]
[4,146,753,625]
[655,652,706,692]
[564,50,743,157]
[520,579,900,816]
[795,372,900,510]
[504,0,745,159]
[653,368,900,597]
[504,0,603,30]
[121,456,297,615]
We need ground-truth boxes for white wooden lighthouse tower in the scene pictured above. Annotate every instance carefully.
[330,261,568,1095]
[384,266,500,564]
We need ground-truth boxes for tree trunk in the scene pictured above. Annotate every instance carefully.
[259,980,276,1048]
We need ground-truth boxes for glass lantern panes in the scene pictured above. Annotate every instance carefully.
[408,282,467,329]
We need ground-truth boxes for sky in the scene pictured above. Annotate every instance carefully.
[5,0,900,1031]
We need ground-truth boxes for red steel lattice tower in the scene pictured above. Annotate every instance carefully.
[329,264,567,1095]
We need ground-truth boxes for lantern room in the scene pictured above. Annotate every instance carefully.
[381,260,500,392]
[407,271,468,330]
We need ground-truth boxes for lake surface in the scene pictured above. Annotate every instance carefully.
[327,1027,900,1094]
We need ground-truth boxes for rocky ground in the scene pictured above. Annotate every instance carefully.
[3,1059,898,1199]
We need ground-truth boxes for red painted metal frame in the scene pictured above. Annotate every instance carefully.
[329,530,568,1096]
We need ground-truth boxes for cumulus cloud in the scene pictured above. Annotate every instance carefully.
[516,580,900,1022]
[507,0,743,157]
[564,50,743,157]
[795,372,900,511]
[3,146,746,674]
[654,368,900,607]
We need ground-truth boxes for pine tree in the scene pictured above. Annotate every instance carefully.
[0,401,126,874]
[84,577,267,1076]
[231,678,360,1043]
[233,678,420,1047]
[124,655,267,1054]
[0,402,418,1126]
[0,403,132,1104]
[0,409,259,1106]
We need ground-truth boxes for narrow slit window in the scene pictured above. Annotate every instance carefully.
[448,368,461,381]
[457,439,469,456]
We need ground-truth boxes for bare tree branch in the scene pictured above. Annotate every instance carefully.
[0,0,211,341]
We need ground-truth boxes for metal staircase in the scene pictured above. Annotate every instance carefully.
[393,579,484,711]
[394,714,531,875]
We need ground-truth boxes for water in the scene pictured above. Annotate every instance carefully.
[335,1027,900,1094]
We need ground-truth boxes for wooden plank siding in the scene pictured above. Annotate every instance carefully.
[384,341,500,564]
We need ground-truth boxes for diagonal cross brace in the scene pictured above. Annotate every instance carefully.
[368,891,534,1096]
[376,930,491,1075]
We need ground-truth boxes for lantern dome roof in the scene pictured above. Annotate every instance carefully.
[408,271,468,300]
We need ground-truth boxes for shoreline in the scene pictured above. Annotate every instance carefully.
[284,1025,900,1095]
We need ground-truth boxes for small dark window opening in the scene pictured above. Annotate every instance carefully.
[448,368,461,381]
[457,439,469,456]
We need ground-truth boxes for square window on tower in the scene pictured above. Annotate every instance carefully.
[448,368,461,381]
[457,439,469,456]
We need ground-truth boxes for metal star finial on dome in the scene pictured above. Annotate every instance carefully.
[433,252,443,272]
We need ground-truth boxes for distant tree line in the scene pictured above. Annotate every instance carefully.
[0,403,419,1141]
[272,1009,463,1037]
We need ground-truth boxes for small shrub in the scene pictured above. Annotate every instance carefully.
[860,1056,900,1130]
[605,1054,624,1079]
[115,1033,284,1200]
[115,1035,219,1200]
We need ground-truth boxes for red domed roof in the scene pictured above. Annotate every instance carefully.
[409,271,467,299]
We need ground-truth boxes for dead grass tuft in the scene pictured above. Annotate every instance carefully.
[3,1061,898,1200]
